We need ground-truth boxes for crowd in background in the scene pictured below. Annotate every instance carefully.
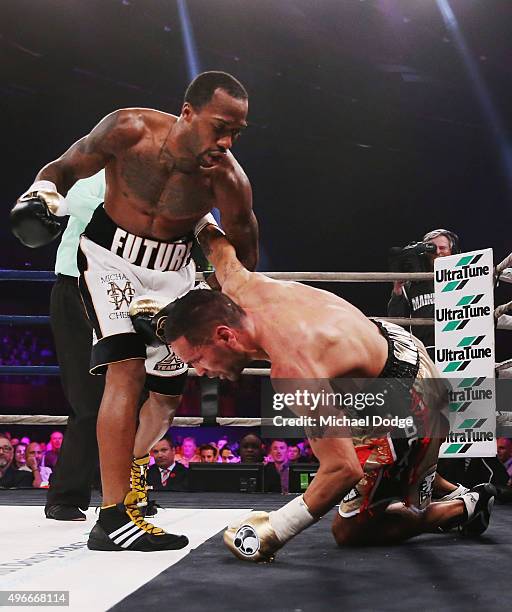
[0,428,319,493]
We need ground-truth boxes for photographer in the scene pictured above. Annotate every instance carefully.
[387,229,460,358]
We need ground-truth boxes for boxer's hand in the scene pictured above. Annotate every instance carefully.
[10,195,62,248]
[223,511,283,563]
[129,297,171,346]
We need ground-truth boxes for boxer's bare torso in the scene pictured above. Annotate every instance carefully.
[103,110,216,239]
[36,93,257,266]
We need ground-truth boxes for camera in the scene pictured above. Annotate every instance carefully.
[388,241,436,273]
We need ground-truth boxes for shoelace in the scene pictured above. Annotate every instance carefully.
[126,503,164,536]
[131,462,149,507]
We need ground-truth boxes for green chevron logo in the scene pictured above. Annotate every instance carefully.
[457,336,485,347]
[443,361,471,372]
[443,320,469,331]
[457,418,487,429]
[444,443,474,454]
[456,294,484,306]
[442,280,470,292]
[455,254,483,267]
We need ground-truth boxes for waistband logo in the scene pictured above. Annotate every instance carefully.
[107,281,135,310]
[111,228,192,271]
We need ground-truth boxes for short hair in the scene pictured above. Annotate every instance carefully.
[422,229,460,254]
[220,445,233,455]
[239,433,263,446]
[165,290,246,346]
[199,444,216,454]
[184,71,248,110]
[158,436,174,449]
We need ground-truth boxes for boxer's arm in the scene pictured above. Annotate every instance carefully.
[303,436,363,517]
[196,222,252,294]
[213,162,259,271]
[33,109,143,195]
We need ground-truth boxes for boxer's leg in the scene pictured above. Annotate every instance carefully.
[97,359,146,505]
[332,498,466,546]
[133,392,181,458]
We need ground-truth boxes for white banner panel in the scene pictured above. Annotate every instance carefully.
[434,248,496,457]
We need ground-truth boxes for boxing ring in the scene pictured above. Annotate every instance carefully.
[1,260,512,611]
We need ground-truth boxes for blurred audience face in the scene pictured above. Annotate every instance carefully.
[287,445,301,463]
[200,447,216,463]
[14,444,27,468]
[182,438,197,459]
[239,434,263,463]
[151,439,175,469]
[20,437,30,445]
[0,436,14,473]
[220,447,237,463]
[497,438,512,464]
[26,443,44,467]
[270,440,288,465]
[302,440,314,460]
[50,431,64,451]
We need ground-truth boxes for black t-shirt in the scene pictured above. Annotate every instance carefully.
[0,466,33,488]
[387,281,434,347]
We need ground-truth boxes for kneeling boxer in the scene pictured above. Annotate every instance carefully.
[159,224,496,562]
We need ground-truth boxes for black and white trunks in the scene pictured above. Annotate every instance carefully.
[77,205,195,395]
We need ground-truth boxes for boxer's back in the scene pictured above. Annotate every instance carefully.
[229,274,389,379]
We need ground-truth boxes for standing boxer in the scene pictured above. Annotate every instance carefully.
[11,71,258,552]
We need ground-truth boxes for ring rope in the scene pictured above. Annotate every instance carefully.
[0,366,272,377]
[496,358,512,372]
[0,269,434,283]
[0,315,434,327]
[0,415,270,427]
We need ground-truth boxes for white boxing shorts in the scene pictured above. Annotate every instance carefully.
[77,205,195,395]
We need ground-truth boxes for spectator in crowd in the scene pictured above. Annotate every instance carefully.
[264,439,289,493]
[43,431,64,470]
[219,446,238,463]
[300,439,318,463]
[199,444,217,463]
[0,435,33,488]
[20,436,30,445]
[239,433,264,463]
[387,228,459,358]
[25,442,52,488]
[287,443,301,464]
[497,438,512,483]
[148,437,188,492]
[175,437,201,467]
[13,443,27,470]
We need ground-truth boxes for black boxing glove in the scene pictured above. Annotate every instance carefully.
[129,297,177,346]
[11,181,68,248]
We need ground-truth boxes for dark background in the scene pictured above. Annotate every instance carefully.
[1,0,511,352]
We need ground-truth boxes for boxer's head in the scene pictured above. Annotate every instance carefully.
[166,290,251,381]
[180,71,248,167]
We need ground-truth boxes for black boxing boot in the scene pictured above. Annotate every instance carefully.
[459,483,497,536]
[87,492,188,552]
